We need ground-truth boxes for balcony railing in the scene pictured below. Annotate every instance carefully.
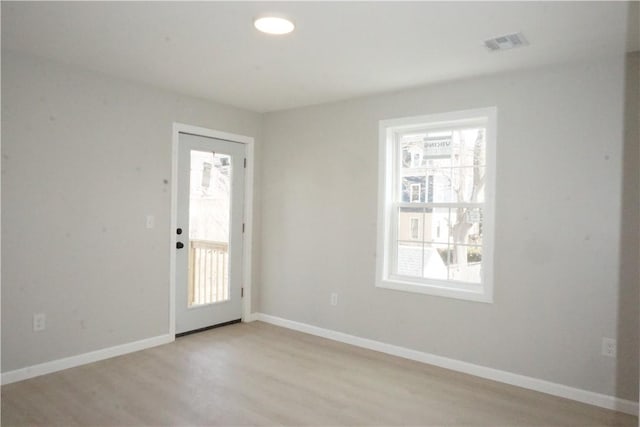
[188,239,229,306]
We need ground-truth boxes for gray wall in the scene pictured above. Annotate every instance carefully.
[2,48,637,402]
[619,51,640,403]
[623,51,640,404]
[1,51,261,371]
[260,55,638,400]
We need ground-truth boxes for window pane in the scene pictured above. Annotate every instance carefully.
[423,157,453,169]
[424,169,454,203]
[398,207,424,241]
[448,245,482,283]
[397,241,450,281]
[425,167,485,203]
[449,208,483,245]
[452,128,485,167]
[423,207,450,244]
[401,176,426,203]
[400,134,427,169]
[451,167,485,203]
[423,242,449,281]
[396,240,423,277]
[423,132,453,160]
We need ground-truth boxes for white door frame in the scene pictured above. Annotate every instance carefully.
[170,122,254,336]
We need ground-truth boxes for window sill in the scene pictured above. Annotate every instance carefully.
[376,277,493,303]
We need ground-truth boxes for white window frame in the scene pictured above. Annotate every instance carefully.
[376,107,496,303]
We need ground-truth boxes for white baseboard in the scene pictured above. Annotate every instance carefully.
[254,313,639,416]
[1,334,174,385]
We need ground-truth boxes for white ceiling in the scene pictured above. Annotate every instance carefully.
[2,1,635,113]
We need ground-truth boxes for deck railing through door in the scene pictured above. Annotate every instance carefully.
[188,239,229,306]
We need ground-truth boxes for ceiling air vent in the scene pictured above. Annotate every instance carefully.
[484,32,528,51]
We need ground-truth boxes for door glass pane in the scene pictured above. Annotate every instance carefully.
[188,150,231,307]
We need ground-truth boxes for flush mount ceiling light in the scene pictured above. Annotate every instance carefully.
[254,16,295,35]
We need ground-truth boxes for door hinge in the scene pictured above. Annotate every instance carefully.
[242,223,245,233]
[244,158,247,168]
[241,287,244,298]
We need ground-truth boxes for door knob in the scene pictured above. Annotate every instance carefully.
[176,242,184,249]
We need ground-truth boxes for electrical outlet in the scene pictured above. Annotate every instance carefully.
[33,313,46,332]
[602,338,616,357]
[330,293,338,306]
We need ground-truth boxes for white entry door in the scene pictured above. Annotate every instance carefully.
[175,132,245,335]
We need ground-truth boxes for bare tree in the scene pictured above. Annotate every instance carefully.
[449,130,485,274]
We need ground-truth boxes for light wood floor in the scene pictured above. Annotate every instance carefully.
[2,321,636,426]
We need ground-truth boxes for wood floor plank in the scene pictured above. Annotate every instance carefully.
[2,321,637,426]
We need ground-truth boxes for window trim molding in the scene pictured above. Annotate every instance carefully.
[376,107,497,303]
